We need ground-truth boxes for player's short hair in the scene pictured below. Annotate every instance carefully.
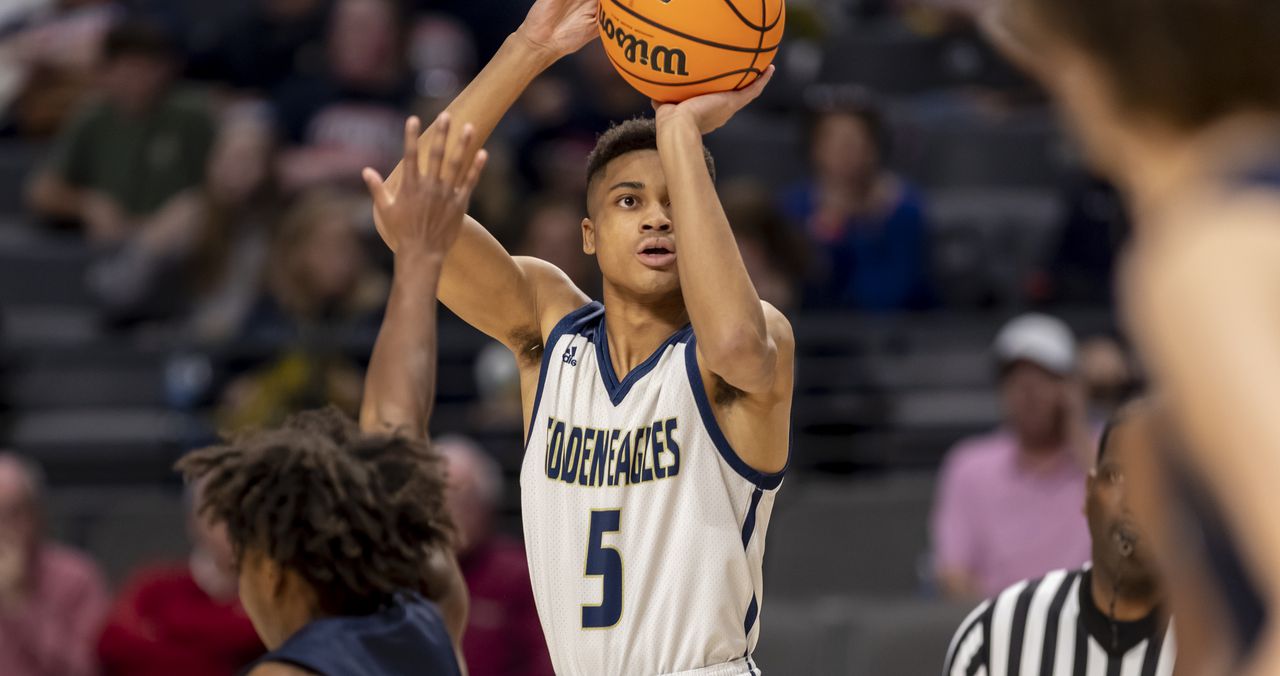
[102,19,178,63]
[176,407,453,616]
[585,118,716,190]
[1018,0,1280,130]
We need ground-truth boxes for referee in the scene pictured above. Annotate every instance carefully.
[943,401,1175,676]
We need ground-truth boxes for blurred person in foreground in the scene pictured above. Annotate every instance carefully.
[439,436,553,676]
[780,89,933,311]
[982,0,1280,670]
[97,482,263,676]
[175,110,490,675]
[932,313,1095,599]
[943,400,1175,675]
[27,18,214,241]
[0,453,109,676]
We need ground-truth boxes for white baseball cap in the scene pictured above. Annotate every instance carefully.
[993,313,1077,376]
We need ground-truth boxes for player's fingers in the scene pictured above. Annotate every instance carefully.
[449,124,477,190]
[741,65,775,100]
[459,149,489,201]
[402,116,421,187]
[426,113,451,183]
[362,167,391,209]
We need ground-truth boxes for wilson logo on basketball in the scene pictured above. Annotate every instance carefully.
[599,14,689,76]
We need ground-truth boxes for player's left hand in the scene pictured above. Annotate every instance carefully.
[652,65,774,135]
[362,114,488,260]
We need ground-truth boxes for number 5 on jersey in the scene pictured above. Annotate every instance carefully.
[583,509,623,628]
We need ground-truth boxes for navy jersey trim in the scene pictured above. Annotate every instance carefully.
[592,312,693,406]
[525,302,601,448]
[684,335,787,490]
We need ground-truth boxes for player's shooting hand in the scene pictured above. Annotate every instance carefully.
[517,0,599,57]
[362,114,488,261]
[652,65,774,135]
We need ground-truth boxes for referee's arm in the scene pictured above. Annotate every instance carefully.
[943,600,991,676]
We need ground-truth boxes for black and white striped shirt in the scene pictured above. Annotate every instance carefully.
[943,567,1175,676]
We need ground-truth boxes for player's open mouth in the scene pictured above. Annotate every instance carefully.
[636,237,677,268]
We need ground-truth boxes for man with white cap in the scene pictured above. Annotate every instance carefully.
[931,313,1095,600]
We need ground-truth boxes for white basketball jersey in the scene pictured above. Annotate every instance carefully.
[521,302,785,676]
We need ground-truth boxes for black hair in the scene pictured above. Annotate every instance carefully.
[585,118,716,188]
[175,407,453,617]
[102,19,178,63]
[804,85,893,165]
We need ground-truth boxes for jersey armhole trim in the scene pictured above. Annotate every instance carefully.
[525,301,602,448]
[684,335,787,491]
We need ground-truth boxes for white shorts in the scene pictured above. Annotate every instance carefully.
[660,656,761,676]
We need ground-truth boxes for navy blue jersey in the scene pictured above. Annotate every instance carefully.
[252,592,460,676]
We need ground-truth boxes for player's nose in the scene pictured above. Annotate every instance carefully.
[641,212,672,232]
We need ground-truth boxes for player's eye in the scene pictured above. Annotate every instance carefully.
[617,195,638,209]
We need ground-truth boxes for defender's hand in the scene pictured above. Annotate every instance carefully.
[653,65,774,135]
[517,0,599,58]
[363,115,488,259]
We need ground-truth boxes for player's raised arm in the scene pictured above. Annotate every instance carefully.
[360,114,486,439]
[373,0,596,352]
[653,67,792,397]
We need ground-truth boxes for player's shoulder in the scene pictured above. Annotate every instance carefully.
[512,256,593,341]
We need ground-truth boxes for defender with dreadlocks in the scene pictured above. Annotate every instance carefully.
[178,113,489,676]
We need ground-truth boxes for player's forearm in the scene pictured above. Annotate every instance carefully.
[657,115,773,381]
[360,252,445,438]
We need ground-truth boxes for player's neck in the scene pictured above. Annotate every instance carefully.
[600,286,687,377]
[1089,565,1161,622]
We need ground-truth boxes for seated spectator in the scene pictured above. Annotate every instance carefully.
[518,196,599,298]
[97,481,263,676]
[781,91,933,311]
[0,453,109,676]
[439,437,553,676]
[0,0,120,137]
[26,19,214,242]
[273,0,417,191]
[88,102,282,331]
[721,179,806,312]
[932,314,1094,599]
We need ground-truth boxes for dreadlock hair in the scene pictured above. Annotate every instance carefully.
[175,407,453,617]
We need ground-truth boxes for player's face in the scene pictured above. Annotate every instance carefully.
[584,150,681,301]
[1086,420,1156,585]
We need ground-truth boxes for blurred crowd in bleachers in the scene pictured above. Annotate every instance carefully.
[0,0,1142,674]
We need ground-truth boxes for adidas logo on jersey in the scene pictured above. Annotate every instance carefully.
[562,346,579,366]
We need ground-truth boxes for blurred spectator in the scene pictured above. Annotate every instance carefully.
[1037,172,1131,305]
[518,196,598,298]
[471,343,522,433]
[26,19,214,241]
[439,437,553,676]
[88,102,281,331]
[273,0,416,191]
[1078,334,1138,421]
[407,13,476,115]
[187,0,329,93]
[97,482,263,676]
[931,314,1093,599]
[781,92,933,311]
[0,453,109,676]
[0,0,119,137]
[217,190,383,431]
[721,179,806,312]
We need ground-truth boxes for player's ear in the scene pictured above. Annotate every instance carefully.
[582,217,596,255]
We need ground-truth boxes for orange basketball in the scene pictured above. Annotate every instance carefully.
[598,0,785,103]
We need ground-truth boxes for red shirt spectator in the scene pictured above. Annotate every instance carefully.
[440,436,553,676]
[97,563,263,676]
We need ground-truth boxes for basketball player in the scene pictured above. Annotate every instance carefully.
[982,0,1280,673]
[359,0,793,673]
[944,400,1175,676]
[176,114,489,676]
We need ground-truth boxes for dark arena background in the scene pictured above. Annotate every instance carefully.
[0,0,1136,674]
